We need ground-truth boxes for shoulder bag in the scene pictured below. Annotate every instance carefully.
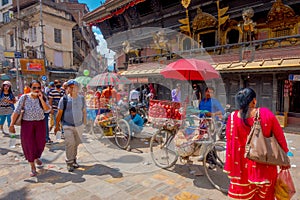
[245,108,290,166]
[15,95,27,126]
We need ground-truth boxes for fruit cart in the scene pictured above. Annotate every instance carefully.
[148,100,183,128]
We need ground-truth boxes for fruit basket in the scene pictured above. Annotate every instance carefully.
[148,100,184,128]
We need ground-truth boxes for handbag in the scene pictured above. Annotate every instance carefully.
[15,95,27,126]
[245,108,290,166]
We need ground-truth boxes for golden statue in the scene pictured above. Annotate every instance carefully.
[238,8,257,42]
[153,30,170,52]
[122,40,139,57]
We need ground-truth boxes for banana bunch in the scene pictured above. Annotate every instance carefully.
[275,179,290,200]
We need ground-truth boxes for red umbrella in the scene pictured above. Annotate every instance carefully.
[88,72,131,87]
[160,59,219,81]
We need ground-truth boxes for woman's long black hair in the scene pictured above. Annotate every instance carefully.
[235,88,256,126]
[29,80,47,108]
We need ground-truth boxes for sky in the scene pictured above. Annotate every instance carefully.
[78,0,115,66]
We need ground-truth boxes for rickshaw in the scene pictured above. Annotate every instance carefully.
[149,103,229,193]
[91,103,132,150]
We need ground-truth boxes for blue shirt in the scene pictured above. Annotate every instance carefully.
[199,98,224,117]
[131,114,144,127]
[58,95,86,127]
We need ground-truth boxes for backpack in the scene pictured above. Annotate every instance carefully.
[61,95,85,125]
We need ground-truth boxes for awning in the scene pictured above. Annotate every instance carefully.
[48,67,78,74]
[214,58,300,73]
[48,70,78,74]
[120,62,166,77]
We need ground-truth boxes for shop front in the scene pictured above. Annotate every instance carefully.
[216,58,300,128]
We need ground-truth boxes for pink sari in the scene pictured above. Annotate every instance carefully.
[224,108,289,199]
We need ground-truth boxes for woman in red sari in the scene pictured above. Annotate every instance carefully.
[224,88,290,199]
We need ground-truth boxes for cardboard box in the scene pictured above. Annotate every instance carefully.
[275,112,288,128]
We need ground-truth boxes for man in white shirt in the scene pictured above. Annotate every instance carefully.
[129,88,140,102]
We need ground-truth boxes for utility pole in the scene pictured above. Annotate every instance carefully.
[15,0,20,90]
[39,0,46,73]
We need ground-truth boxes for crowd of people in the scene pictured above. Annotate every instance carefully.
[0,79,292,199]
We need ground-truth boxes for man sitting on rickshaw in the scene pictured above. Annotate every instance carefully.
[124,107,144,136]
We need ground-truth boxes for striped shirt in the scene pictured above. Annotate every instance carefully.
[49,89,65,110]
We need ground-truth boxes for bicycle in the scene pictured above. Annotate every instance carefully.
[149,112,229,193]
[91,103,132,150]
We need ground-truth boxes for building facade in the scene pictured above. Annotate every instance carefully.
[84,0,300,127]
[0,0,99,88]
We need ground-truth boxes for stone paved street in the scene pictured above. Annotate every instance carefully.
[0,125,299,200]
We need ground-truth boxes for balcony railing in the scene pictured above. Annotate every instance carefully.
[123,34,300,66]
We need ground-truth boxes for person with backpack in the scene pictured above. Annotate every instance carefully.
[54,79,86,172]
[0,81,16,134]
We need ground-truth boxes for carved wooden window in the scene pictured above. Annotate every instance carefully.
[275,29,291,37]
[201,31,216,47]
[227,29,239,44]
[136,1,154,16]
[109,16,122,30]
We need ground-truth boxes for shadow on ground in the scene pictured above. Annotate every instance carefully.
[24,164,123,185]
[0,187,29,200]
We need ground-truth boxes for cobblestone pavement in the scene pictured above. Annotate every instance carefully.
[0,125,299,200]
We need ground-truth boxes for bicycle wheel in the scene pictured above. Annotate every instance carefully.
[203,141,229,193]
[114,119,131,149]
[92,122,104,140]
[150,129,178,169]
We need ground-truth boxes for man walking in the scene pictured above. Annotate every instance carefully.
[54,80,86,172]
[49,80,65,133]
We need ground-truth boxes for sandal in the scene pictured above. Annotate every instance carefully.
[30,171,38,177]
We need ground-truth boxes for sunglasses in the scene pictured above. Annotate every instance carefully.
[32,87,41,90]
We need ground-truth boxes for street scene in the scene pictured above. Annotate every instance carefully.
[0,0,300,200]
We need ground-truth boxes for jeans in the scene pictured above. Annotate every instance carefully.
[0,114,12,127]
[124,116,143,135]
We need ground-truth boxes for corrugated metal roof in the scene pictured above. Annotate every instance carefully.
[121,62,166,77]
[215,58,300,73]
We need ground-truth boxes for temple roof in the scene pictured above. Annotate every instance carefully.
[83,0,145,25]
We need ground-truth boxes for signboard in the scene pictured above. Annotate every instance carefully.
[41,75,47,81]
[20,59,45,75]
[289,74,300,81]
[4,51,22,58]
[14,52,22,58]
[128,77,148,83]
[4,51,15,58]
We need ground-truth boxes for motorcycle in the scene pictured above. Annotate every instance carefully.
[215,104,232,140]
